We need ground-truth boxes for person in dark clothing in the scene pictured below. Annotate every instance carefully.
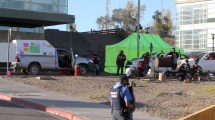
[110,74,134,120]
[191,62,201,80]
[143,52,150,74]
[126,81,136,119]
[168,48,179,71]
[178,58,191,81]
[92,53,99,75]
[116,50,126,75]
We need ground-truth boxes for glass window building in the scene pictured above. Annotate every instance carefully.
[0,0,68,14]
[175,0,215,52]
[0,0,73,33]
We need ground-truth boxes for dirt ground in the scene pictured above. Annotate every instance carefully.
[3,73,215,120]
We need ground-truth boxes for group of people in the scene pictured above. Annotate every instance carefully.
[116,50,150,76]
[110,49,202,120]
[177,58,200,81]
[115,48,201,81]
[166,48,201,81]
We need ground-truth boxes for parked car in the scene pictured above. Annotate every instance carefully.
[177,51,215,74]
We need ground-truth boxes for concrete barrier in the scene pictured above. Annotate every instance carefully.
[179,105,215,120]
[0,93,84,120]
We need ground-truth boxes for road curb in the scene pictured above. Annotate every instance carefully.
[0,93,83,120]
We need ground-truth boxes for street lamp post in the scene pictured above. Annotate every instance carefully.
[7,29,11,76]
[69,23,72,52]
[212,34,215,51]
[137,0,140,58]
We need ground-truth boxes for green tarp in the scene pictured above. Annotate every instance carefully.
[104,33,184,73]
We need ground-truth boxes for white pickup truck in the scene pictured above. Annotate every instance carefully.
[11,40,94,75]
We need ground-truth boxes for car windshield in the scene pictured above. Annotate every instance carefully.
[196,52,207,59]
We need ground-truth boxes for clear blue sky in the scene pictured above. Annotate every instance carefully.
[48,0,176,32]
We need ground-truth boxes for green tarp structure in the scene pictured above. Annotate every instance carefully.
[104,33,184,73]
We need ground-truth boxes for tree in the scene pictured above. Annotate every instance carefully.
[152,9,173,37]
[152,10,162,32]
[96,16,106,30]
[96,1,145,33]
[164,10,172,36]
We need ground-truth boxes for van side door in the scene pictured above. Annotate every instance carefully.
[56,49,73,69]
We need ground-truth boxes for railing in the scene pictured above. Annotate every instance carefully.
[71,27,128,36]
[83,28,129,39]
[119,28,129,39]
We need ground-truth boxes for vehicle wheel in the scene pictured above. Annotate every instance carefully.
[79,65,88,75]
[28,63,40,75]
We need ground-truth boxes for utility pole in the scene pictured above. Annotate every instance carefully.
[106,0,110,30]
[7,29,11,76]
[212,34,215,51]
[137,0,140,58]
[160,0,163,37]
[69,23,72,52]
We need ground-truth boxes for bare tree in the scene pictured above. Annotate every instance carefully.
[152,10,162,32]
[96,16,106,30]
[152,9,173,37]
[164,10,172,36]
[111,8,124,28]
[96,1,145,33]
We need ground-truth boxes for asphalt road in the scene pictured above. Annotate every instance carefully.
[0,99,66,120]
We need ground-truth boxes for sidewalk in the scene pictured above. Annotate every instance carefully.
[0,77,166,120]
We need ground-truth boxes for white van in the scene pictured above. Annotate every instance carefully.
[11,40,93,75]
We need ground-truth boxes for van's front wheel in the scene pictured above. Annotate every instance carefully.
[28,63,41,75]
[79,64,88,75]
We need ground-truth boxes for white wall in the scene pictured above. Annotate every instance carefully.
[0,43,16,62]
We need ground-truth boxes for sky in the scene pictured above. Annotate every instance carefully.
[48,0,176,32]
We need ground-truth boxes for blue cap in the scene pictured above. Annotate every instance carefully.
[120,74,129,82]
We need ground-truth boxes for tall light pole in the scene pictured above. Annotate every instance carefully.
[7,29,11,76]
[106,0,110,30]
[137,0,140,58]
[212,34,215,51]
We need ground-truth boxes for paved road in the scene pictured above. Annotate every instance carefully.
[0,77,166,120]
[0,99,66,120]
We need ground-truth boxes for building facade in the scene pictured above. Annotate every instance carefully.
[0,0,73,33]
[175,0,215,52]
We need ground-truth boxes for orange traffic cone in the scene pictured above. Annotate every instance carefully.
[74,65,80,76]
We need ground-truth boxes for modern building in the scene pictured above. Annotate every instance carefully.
[175,0,215,52]
[0,0,74,33]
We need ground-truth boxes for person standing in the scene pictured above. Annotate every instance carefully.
[126,81,136,119]
[143,52,150,75]
[168,48,179,71]
[110,74,134,120]
[116,50,126,75]
[92,53,99,75]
